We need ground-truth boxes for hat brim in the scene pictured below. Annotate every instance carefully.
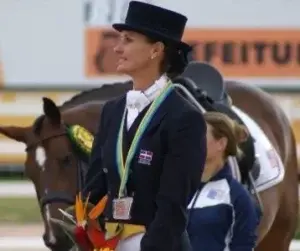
[112,23,192,53]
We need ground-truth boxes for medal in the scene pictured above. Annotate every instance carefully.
[112,197,133,220]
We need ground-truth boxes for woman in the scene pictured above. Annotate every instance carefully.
[188,112,261,251]
[83,1,207,251]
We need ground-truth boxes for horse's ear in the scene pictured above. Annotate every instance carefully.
[0,126,27,143]
[43,97,61,125]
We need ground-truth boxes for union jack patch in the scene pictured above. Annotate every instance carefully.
[138,149,153,165]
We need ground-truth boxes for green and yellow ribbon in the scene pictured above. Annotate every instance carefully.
[116,83,174,198]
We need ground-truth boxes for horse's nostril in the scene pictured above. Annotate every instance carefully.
[42,233,47,242]
[43,231,73,251]
[43,232,58,248]
[43,233,53,248]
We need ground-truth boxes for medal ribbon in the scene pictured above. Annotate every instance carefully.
[116,82,174,198]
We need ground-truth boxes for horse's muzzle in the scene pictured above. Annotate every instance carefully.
[43,232,73,251]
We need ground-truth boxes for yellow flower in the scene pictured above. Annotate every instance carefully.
[98,248,114,251]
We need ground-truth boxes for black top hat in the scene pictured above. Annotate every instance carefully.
[112,1,191,52]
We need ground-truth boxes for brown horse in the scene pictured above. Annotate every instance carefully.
[0,79,298,251]
[0,83,131,251]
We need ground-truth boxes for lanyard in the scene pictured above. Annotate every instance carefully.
[115,83,174,198]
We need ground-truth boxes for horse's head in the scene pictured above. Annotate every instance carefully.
[30,97,87,250]
[0,97,96,250]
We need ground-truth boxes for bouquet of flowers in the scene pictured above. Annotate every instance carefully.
[52,193,120,251]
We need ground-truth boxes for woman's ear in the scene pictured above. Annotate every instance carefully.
[151,41,165,59]
[217,137,228,152]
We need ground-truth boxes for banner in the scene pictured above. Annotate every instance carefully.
[0,0,299,87]
[85,28,300,78]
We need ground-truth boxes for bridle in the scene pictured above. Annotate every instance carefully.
[25,125,88,210]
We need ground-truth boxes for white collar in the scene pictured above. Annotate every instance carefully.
[143,74,169,102]
[126,74,169,112]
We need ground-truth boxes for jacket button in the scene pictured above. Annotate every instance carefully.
[103,168,108,173]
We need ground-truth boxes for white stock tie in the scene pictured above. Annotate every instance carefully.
[125,74,169,130]
[126,91,150,130]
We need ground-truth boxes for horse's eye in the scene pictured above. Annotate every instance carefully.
[59,155,72,168]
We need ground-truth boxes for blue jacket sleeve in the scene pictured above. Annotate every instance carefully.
[82,103,108,205]
[230,187,261,251]
[140,109,207,251]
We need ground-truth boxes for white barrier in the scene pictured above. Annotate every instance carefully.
[292,241,300,251]
[0,237,46,250]
[0,181,35,197]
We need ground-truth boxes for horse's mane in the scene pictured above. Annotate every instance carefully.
[32,80,133,135]
[59,81,132,110]
[32,115,45,135]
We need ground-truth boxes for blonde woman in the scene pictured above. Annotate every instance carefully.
[188,112,261,251]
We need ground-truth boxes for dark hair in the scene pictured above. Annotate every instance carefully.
[146,37,189,79]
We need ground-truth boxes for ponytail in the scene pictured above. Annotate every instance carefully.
[164,47,189,79]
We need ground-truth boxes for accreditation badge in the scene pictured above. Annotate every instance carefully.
[112,197,133,220]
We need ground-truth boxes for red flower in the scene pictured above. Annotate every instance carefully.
[87,224,120,250]
[74,225,93,251]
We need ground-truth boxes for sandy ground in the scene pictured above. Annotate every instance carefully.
[0,224,299,251]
